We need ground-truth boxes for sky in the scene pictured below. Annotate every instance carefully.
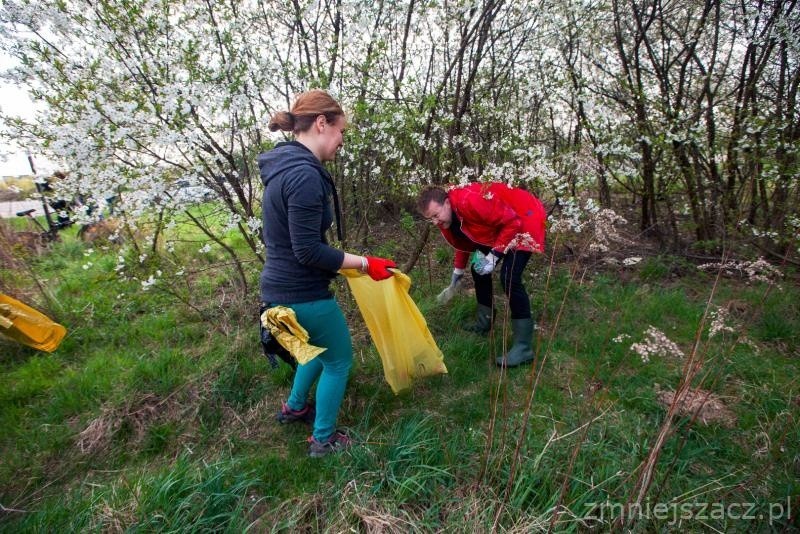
[0,51,55,177]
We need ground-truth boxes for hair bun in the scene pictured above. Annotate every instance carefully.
[268,111,295,132]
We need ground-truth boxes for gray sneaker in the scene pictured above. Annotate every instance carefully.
[277,402,315,424]
[307,431,351,458]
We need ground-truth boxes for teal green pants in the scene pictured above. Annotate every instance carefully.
[282,298,352,442]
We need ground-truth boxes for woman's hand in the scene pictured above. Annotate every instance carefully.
[364,256,396,281]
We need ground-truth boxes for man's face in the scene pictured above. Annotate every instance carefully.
[422,198,452,229]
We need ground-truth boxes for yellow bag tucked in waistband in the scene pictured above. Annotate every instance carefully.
[0,294,67,353]
[341,269,447,394]
[260,306,326,365]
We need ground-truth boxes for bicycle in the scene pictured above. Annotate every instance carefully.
[15,206,73,244]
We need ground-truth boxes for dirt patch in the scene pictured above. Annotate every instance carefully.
[655,387,737,427]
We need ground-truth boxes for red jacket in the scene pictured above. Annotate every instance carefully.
[438,182,546,269]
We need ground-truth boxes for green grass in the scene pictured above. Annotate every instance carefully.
[1,229,798,532]
[7,455,263,532]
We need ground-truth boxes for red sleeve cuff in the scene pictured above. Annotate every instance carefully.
[454,250,470,270]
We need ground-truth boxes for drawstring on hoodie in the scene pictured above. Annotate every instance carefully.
[330,183,343,242]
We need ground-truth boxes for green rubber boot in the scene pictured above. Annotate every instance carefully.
[496,318,535,367]
[463,304,494,334]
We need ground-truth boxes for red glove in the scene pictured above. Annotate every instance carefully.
[364,256,396,281]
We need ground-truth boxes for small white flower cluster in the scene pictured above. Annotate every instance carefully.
[548,198,585,234]
[630,326,685,363]
[525,159,567,197]
[588,208,629,253]
[612,333,630,343]
[594,138,640,161]
[708,306,736,339]
[583,198,601,214]
[223,213,242,233]
[452,167,474,184]
[198,243,212,254]
[506,232,543,253]
[750,227,780,240]
[697,257,783,284]
[246,216,261,234]
[481,162,519,185]
[140,270,162,291]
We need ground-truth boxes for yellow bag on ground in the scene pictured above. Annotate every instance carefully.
[260,305,326,365]
[0,294,67,353]
[341,269,447,394]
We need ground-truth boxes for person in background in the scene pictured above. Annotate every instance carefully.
[259,89,396,457]
[417,182,546,368]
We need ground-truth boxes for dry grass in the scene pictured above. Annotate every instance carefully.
[655,387,738,427]
[0,219,62,317]
[348,502,417,534]
[77,385,203,454]
[0,219,45,267]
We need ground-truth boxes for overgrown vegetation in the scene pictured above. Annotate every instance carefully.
[0,177,35,201]
[2,1,797,528]
[1,211,797,532]
[2,0,798,281]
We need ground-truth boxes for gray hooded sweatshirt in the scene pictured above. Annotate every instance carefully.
[258,141,344,303]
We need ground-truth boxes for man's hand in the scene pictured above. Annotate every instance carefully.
[473,251,502,276]
[436,268,465,304]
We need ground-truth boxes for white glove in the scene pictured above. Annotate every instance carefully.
[473,251,501,276]
[450,268,465,287]
[436,268,465,304]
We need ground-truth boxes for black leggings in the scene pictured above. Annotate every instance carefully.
[472,250,532,319]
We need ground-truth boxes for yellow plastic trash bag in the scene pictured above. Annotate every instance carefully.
[0,294,67,353]
[341,269,447,394]
[260,306,326,365]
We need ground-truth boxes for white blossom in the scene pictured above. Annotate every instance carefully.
[630,326,685,363]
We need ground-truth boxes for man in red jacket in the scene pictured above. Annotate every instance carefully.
[417,182,546,367]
